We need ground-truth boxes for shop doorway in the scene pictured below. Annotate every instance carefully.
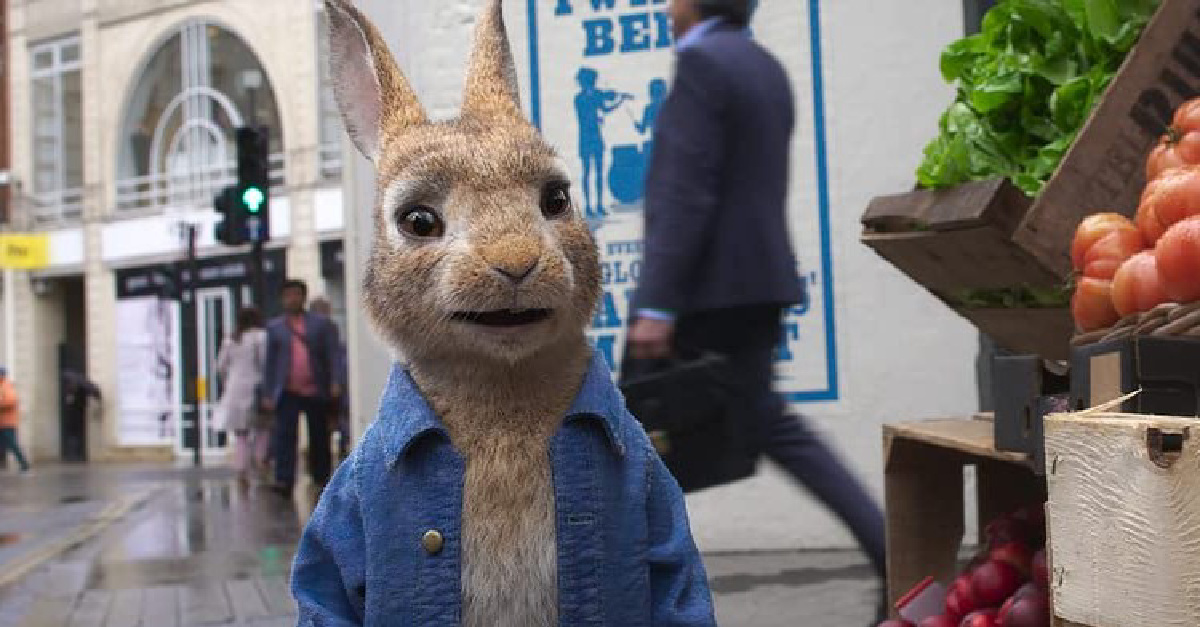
[178,286,235,458]
[55,276,88,462]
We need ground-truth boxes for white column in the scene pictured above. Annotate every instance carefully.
[4,270,14,378]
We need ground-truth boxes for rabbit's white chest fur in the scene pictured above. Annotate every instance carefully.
[460,434,558,627]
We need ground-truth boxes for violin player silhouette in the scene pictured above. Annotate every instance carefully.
[574,67,633,218]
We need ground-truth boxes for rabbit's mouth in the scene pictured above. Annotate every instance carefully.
[451,308,553,328]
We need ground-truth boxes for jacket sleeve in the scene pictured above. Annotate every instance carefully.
[293,448,368,625]
[635,48,728,313]
[646,445,717,626]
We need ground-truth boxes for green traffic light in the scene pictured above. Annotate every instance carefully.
[242,186,265,213]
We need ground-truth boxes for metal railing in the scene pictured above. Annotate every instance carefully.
[29,187,85,224]
[115,153,287,212]
[319,143,343,183]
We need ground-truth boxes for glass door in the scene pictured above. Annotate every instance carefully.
[194,286,234,457]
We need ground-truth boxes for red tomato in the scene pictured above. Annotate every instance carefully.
[1070,213,1139,272]
[1147,131,1200,181]
[1137,165,1200,244]
[1136,195,1168,247]
[1111,251,1173,317]
[1146,98,1200,180]
[1173,97,1200,134]
[1081,228,1145,280]
[1071,277,1120,331]
[1155,215,1200,303]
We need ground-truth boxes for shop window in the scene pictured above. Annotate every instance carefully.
[29,36,83,223]
[117,20,284,212]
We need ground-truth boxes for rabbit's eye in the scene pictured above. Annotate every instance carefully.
[396,206,445,239]
[541,184,572,219]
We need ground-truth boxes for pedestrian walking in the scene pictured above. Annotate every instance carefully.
[0,367,30,475]
[262,280,343,494]
[216,307,271,487]
[625,0,888,620]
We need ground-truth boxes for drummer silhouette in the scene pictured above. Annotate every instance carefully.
[574,67,631,218]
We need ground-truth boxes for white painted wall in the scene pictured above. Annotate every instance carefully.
[344,0,981,550]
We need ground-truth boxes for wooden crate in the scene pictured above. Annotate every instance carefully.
[884,418,1046,611]
[959,307,1074,361]
[864,0,1200,356]
[1045,412,1200,627]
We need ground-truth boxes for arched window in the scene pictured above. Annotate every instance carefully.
[117,20,284,211]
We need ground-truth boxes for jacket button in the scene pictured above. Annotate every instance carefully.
[422,530,444,555]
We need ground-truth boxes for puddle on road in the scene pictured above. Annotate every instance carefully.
[0,532,23,546]
[59,496,86,504]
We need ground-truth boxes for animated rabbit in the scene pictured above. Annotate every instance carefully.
[290,1,717,625]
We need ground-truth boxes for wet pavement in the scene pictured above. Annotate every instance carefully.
[0,464,880,626]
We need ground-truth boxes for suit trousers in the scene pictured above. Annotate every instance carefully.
[674,307,887,577]
[273,393,332,488]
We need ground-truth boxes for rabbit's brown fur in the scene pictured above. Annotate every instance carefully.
[325,1,602,625]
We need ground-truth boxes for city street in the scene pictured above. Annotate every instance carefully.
[0,464,881,626]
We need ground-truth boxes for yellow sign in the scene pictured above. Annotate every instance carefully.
[0,235,50,270]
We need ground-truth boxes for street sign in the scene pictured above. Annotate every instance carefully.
[0,234,50,269]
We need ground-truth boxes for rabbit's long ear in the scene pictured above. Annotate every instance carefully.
[461,0,523,123]
[325,0,427,162]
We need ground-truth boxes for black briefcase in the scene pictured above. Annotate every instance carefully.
[619,350,758,493]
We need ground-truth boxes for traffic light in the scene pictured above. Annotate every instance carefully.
[213,185,245,246]
[236,126,270,243]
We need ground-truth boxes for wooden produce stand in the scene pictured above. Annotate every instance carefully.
[883,418,1046,611]
[1045,412,1200,627]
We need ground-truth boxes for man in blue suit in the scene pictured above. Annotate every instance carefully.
[262,279,344,494]
[627,0,888,616]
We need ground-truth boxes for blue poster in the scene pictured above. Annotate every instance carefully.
[523,0,839,403]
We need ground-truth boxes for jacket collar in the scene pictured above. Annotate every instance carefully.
[675,16,726,53]
[380,350,627,465]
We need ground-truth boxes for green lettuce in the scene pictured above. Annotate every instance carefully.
[917,0,1160,196]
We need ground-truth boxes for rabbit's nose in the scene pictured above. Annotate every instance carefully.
[493,259,539,284]
[482,238,541,285]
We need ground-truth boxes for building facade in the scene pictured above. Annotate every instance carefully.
[6,0,346,462]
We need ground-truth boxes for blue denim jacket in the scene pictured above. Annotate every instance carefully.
[291,352,717,626]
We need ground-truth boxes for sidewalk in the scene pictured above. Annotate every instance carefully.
[0,464,881,626]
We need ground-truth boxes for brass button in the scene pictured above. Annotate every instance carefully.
[422,530,444,555]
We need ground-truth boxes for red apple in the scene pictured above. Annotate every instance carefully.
[1012,582,1038,601]
[919,616,959,627]
[947,574,978,620]
[989,542,1033,578]
[960,609,999,627]
[971,561,1024,607]
[877,621,916,627]
[1031,550,1049,589]
[998,589,1050,627]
